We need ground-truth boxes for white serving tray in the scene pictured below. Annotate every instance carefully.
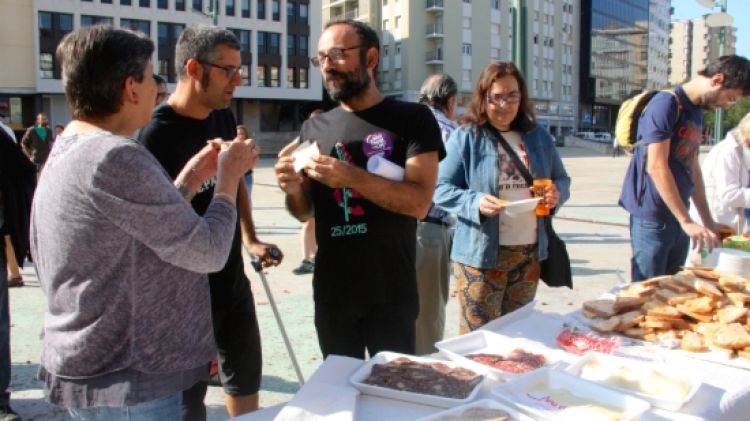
[349,351,483,409]
[436,330,569,381]
[492,367,651,421]
[416,398,534,421]
[565,352,702,411]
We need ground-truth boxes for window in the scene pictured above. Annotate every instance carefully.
[395,42,401,55]
[462,43,471,55]
[299,3,308,23]
[38,11,74,79]
[298,35,308,58]
[157,22,184,82]
[287,67,295,88]
[176,0,185,11]
[257,0,265,19]
[463,0,471,3]
[258,32,266,54]
[156,0,166,8]
[139,0,150,7]
[81,15,113,27]
[102,0,112,3]
[270,66,280,87]
[230,28,252,85]
[287,2,295,23]
[241,0,249,17]
[225,0,235,15]
[491,0,499,9]
[382,19,388,30]
[395,16,400,29]
[193,0,202,12]
[272,0,280,21]
[269,32,280,55]
[299,67,308,89]
[287,35,295,56]
[120,0,132,5]
[121,18,150,35]
[257,65,266,86]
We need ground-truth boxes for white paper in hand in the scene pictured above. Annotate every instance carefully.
[292,140,320,173]
[366,155,404,181]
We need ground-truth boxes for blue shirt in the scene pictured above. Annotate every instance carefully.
[619,86,705,223]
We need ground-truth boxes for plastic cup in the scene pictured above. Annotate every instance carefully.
[532,178,552,216]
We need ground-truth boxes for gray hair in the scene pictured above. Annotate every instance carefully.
[417,73,457,111]
[175,25,240,79]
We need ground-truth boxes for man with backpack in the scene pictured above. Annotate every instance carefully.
[619,55,750,282]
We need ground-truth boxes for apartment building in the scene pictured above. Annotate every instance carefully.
[669,16,736,86]
[322,0,579,138]
[0,0,322,148]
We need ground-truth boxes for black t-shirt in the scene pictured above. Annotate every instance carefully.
[300,98,444,312]
[137,104,246,306]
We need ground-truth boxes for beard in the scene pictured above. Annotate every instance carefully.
[324,64,370,103]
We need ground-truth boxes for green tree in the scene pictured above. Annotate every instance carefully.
[704,97,750,139]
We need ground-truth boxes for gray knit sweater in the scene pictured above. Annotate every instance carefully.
[30,131,236,378]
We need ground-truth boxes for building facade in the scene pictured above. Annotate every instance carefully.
[0,0,322,150]
[322,0,579,138]
[669,16,737,86]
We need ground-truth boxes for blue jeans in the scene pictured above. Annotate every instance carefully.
[629,215,689,282]
[0,244,9,406]
[68,393,181,421]
[244,172,254,196]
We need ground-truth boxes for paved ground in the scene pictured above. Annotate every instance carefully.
[6,145,636,420]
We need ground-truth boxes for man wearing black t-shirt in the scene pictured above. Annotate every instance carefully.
[275,20,444,359]
[138,26,279,420]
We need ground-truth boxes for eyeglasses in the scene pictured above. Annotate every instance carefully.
[197,60,243,79]
[310,45,362,67]
[486,92,522,105]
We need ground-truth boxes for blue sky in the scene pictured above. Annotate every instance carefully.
[672,0,749,57]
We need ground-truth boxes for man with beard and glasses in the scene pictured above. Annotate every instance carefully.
[619,54,750,282]
[274,20,444,359]
[137,25,280,420]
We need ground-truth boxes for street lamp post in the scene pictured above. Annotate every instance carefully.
[714,0,727,145]
[698,0,732,144]
[512,0,528,76]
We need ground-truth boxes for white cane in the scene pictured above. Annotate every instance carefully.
[251,249,306,385]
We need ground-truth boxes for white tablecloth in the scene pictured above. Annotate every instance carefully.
[236,304,750,421]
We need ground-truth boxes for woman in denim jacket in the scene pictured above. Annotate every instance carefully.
[434,62,571,333]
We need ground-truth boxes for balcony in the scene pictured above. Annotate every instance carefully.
[425,49,443,64]
[426,0,444,12]
[425,23,444,38]
[325,0,357,7]
[330,8,359,21]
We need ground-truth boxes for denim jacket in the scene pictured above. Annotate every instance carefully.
[434,125,571,269]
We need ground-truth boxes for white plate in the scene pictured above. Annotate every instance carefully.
[565,352,702,411]
[502,198,540,216]
[436,330,570,381]
[492,367,651,421]
[349,351,483,408]
[416,398,534,421]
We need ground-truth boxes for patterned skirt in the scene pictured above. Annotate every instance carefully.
[453,244,540,334]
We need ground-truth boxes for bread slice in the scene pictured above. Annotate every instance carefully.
[620,283,657,298]
[617,310,645,330]
[640,318,673,329]
[680,331,708,352]
[694,279,724,300]
[718,274,749,293]
[614,296,647,312]
[726,292,750,307]
[643,275,674,287]
[682,296,716,314]
[691,268,721,281]
[582,299,618,317]
[718,306,749,325]
[590,315,622,333]
[643,300,682,318]
[655,289,698,306]
[659,277,691,293]
[676,305,714,322]
[714,323,750,349]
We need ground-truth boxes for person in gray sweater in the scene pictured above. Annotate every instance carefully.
[29,25,259,421]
